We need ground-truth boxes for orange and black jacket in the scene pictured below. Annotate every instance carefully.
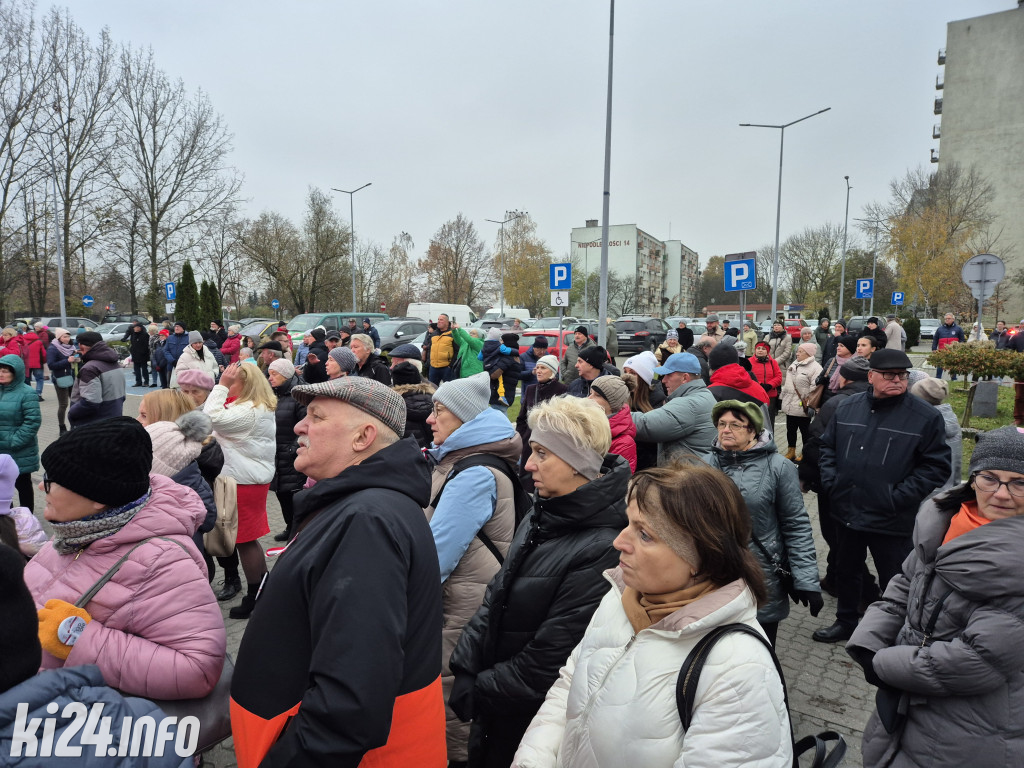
[230,437,446,768]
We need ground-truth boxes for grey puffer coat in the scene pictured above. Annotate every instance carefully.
[848,487,1024,768]
[704,432,819,623]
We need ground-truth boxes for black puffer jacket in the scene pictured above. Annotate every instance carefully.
[122,327,150,362]
[394,381,435,449]
[270,374,307,494]
[450,454,630,768]
[355,353,393,386]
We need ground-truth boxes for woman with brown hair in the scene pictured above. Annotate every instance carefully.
[513,461,793,768]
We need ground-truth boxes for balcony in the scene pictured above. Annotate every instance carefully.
[935,74,944,90]
[938,48,946,65]
[933,122,941,139]
[931,149,940,164]
[934,97,943,115]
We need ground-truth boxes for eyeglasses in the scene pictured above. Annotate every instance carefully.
[973,472,1024,497]
[431,404,449,418]
[874,371,909,381]
[43,472,51,494]
[716,421,751,434]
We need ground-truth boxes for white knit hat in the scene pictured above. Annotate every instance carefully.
[145,411,212,477]
[623,351,658,386]
[433,371,491,423]
[536,354,559,375]
[268,358,295,379]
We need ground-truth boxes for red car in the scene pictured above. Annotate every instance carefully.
[784,319,808,341]
[518,329,575,359]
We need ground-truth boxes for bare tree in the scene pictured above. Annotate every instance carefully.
[194,205,245,315]
[418,213,490,305]
[778,223,846,306]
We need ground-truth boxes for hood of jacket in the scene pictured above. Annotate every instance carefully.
[710,363,758,391]
[913,498,1024,602]
[666,377,708,402]
[609,403,636,440]
[82,340,119,364]
[534,453,630,534]
[295,437,432,527]
[0,352,25,380]
[392,381,435,397]
[22,332,38,344]
[428,406,518,462]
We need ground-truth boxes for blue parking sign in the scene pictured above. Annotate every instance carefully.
[891,291,904,306]
[724,258,756,292]
[549,262,572,291]
[855,279,873,299]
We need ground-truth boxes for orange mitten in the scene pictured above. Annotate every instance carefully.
[38,599,91,661]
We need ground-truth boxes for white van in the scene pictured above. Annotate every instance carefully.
[482,306,531,322]
[405,303,477,325]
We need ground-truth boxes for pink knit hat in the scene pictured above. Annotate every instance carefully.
[176,368,215,391]
[798,342,818,358]
[145,412,212,477]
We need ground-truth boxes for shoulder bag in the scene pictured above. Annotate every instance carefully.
[203,475,238,558]
[750,534,798,603]
[76,536,233,753]
[677,623,846,767]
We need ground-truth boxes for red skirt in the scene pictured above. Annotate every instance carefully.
[235,483,270,544]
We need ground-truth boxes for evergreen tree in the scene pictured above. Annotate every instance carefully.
[177,261,202,332]
[206,281,223,324]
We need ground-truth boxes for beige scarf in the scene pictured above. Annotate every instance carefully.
[622,582,715,633]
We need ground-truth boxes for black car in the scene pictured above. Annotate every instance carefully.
[614,316,670,354]
[375,319,430,352]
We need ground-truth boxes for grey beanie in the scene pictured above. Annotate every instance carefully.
[911,377,948,405]
[329,346,358,374]
[839,355,870,382]
[969,426,1024,477]
[187,330,203,345]
[433,371,491,423]
[591,376,630,413]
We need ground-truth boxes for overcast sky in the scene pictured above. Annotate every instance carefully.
[64,0,1012,270]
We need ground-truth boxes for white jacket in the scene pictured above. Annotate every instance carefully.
[170,344,220,388]
[780,356,822,418]
[202,385,276,485]
[513,571,792,768]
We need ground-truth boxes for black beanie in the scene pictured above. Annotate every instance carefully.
[42,417,153,507]
[708,343,739,370]
[0,544,42,691]
[578,346,607,370]
[532,335,549,349]
[77,331,102,347]
[837,334,857,355]
[501,333,520,348]
[391,361,423,386]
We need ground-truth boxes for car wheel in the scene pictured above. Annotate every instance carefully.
[650,340,659,352]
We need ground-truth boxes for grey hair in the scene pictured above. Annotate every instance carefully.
[350,333,374,349]
[696,337,715,350]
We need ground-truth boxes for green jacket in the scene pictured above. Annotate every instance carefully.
[0,354,41,473]
[451,327,484,378]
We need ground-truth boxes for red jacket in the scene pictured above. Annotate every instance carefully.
[19,333,46,370]
[707,363,770,405]
[220,334,242,364]
[749,355,782,399]
[0,337,19,358]
[609,404,637,473]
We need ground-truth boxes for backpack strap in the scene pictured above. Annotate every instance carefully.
[75,536,192,609]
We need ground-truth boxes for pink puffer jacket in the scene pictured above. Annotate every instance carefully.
[24,474,226,700]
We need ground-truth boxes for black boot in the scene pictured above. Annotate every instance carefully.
[215,574,241,602]
[229,583,260,619]
[273,528,290,542]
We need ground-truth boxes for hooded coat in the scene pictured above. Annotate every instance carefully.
[750,353,783,399]
[848,489,1024,768]
[608,404,637,472]
[708,362,770,405]
[424,408,523,762]
[68,341,125,427]
[220,332,242,364]
[450,454,630,768]
[451,326,484,377]
[23,474,226,700]
[169,344,220,388]
[512,576,792,768]
[767,331,792,370]
[394,381,435,449]
[631,378,717,463]
[0,354,41,473]
[19,332,46,370]
[704,432,820,623]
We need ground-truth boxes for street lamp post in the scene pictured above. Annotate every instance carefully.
[838,176,851,320]
[331,183,372,312]
[486,210,525,316]
[854,217,882,317]
[570,238,592,316]
[740,107,831,320]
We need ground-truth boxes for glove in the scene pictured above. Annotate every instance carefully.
[848,647,889,689]
[795,589,824,617]
[38,599,91,661]
[448,673,477,722]
[760,382,772,392]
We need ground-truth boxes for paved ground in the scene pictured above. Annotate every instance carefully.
[26,368,886,767]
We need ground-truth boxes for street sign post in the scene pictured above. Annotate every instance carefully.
[961,253,1005,338]
[549,263,572,291]
[891,291,904,306]
[725,252,756,324]
[855,279,873,299]
[82,295,94,308]
[165,282,176,301]
[271,299,280,309]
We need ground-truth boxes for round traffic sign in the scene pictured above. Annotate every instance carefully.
[271,299,280,309]
[82,295,94,307]
[961,253,1005,301]
[380,302,386,311]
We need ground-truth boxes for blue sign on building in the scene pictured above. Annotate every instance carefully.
[855,278,873,299]
[549,262,572,291]
[724,258,756,292]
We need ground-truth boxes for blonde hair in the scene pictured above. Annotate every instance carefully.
[141,389,196,423]
[232,363,277,411]
[527,395,611,456]
[1,327,15,340]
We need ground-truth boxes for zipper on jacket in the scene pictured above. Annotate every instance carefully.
[570,633,637,755]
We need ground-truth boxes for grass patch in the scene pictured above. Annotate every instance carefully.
[507,399,521,423]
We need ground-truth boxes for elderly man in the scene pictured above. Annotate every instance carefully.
[230,377,445,767]
[686,336,714,385]
[932,312,965,381]
[631,352,717,462]
[559,325,595,385]
[883,314,902,350]
[351,333,392,385]
[424,313,455,385]
[799,326,823,363]
[813,348,950,643]
[257,340,285,379]
[68,331,125,427]
[389,343,423,369]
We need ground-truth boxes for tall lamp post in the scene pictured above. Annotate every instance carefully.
[331,183,372,312]
[854,216,883,317]
[486,210,525,316]
[838,176,851,320]
[570,238,592,316]
[740,107,831,320]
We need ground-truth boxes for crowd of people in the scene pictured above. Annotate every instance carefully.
[0,309,1023,768]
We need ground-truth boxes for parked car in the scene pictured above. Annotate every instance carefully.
[238,321,280,344]
[102,314,149,324]
[375,319,430,352]
[665,316,692,328]
[918,318,941,340]
[518,329,576,359]
[237,316,279,327]
[93,322,133,343]
[688,322,708,339]
[784,318,809,341]
[845,316,867,335]
[532,316,578,330]
[285,312,389,344]
[32,316,98,332]
[614,316,670,354]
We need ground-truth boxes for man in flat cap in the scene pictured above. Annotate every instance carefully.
[230,377,445,767]
[813,349,950,643]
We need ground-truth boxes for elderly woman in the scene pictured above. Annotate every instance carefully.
[588,375,637,472]
[767,320,792,373]
[46,328,77,435]
[780,342,823,462]
[702,400,822,644]
[515,354,567,488]
[326,345,358,379]
[203,362,277,618]
[176,368,216,408]
[170,330,220,388]
[23,417,226,699]
[0,354,41,513]
[450,395,629,768]
[512,461,792,768]
[848,426,1024,767]
[655,329,683,364]
[220,324,242,364]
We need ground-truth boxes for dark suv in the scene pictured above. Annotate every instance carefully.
[614,316,670,354]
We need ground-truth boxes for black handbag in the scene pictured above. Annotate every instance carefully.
[677,623,847,767]
[751,534,799,603]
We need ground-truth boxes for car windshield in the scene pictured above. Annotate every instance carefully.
[374,321,406,336]
[410,331,426,344]
[286,314,322,333]
[94,323,117,334]
[614,321,646,333]
[239,322,271,337]
[532,318,565,329]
